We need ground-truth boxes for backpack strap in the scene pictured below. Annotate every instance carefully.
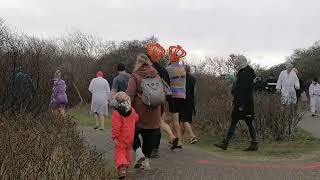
[131,74,142,95]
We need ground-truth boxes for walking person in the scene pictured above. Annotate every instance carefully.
[309,78,320,117]
[14,67,35,112]
[50,70,68,116]
[276,63,300,105]
[111,63,130,98]
[166,45,187,148]
[111,92,139,179]
[126,53,163,170]
[146,43,179,158]
[89,71,110,130]
[215,55,258,151]
[179,65,198,144]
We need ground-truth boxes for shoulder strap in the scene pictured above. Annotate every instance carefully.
[131,74,142,95]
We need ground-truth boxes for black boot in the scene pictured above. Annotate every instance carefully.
[244,141,258,151]
[214,138,229,150]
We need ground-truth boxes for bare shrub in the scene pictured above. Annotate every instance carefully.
[254,93,304,141]
[194,70,303,141]
[0,113,115,179]
[0,20,155,113]
[193,73,233,136]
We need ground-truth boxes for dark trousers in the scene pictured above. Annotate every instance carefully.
[154,130,161,150]
[226,107,257,142]
[132,128,160,158]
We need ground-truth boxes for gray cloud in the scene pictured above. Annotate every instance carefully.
[1,0,320,67]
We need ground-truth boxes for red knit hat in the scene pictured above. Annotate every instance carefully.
[146,43,166,62]
[96,71,103,78]
[168,45,186,63]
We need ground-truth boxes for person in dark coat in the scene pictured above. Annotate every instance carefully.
[215,55,258,151]
[14,67,35,112]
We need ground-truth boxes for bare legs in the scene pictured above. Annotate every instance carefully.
[160,114,176,141]
[51,106,66,118]
[94,113,105,130]
[182,122,196,140]
[172,112,182,146]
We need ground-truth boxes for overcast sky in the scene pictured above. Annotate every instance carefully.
[1,0,320,67]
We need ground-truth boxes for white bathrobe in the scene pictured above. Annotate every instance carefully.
[276,70,300,105]
[309,83,320,113]
[89,77,110,115]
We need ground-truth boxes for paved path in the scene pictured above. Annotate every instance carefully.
[80,127,320,180]
[299,112,320,138]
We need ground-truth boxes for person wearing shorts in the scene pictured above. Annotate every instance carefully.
[166,45,187,148]
[179,65,198,144]
[146,43,179,158]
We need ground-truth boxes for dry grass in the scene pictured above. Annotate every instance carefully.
[194,73,304,141]
[0,113,116,179]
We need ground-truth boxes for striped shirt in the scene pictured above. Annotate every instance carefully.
[166,63,186,99]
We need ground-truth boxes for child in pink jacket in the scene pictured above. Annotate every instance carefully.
[111,92,139,179]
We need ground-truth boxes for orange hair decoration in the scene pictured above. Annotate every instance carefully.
[146,43,166,62]
[168,45,187,62]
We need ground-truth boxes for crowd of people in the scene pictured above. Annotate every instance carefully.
[110,44,199,178]
[10,44,320,179]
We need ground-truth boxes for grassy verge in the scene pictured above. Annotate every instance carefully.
[191,129,320,161]
[68,104,112,129]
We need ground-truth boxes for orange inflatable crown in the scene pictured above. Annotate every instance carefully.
[168,45,187,62]
[146,43,166,62]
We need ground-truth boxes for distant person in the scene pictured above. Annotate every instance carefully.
[146,43,179,158]
[111,92,139,179]
[89,71,110,130]
[126,53,163,170]
[111,63,130,98]
[14,67,35,112]
[215,55,258,151]
[179,65,198,144]
[50,70,68,116]
[166,45,187,148]
[276,63,300,105]
[309,78,320,117]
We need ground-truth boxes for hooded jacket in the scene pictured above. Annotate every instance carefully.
[51,79,68,104]
[232,66,256,115]
[112,108,139,146]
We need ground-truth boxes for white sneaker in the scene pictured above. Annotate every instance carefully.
[141,158,151,170]
[134,148,145,168]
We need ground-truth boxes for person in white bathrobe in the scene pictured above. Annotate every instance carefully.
[309,78,320,117]
[276,63,300,105]
[89,71,110,130]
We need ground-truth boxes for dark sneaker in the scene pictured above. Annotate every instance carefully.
[170,137,179,150]
[214,139,229,150]
[93,126,99,129]
[190,137,198,144]
[244,141,258,151]
[150,149,160,158]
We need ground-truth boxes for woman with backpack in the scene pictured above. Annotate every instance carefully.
[50,70,68,117]
[126,53,163,170]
